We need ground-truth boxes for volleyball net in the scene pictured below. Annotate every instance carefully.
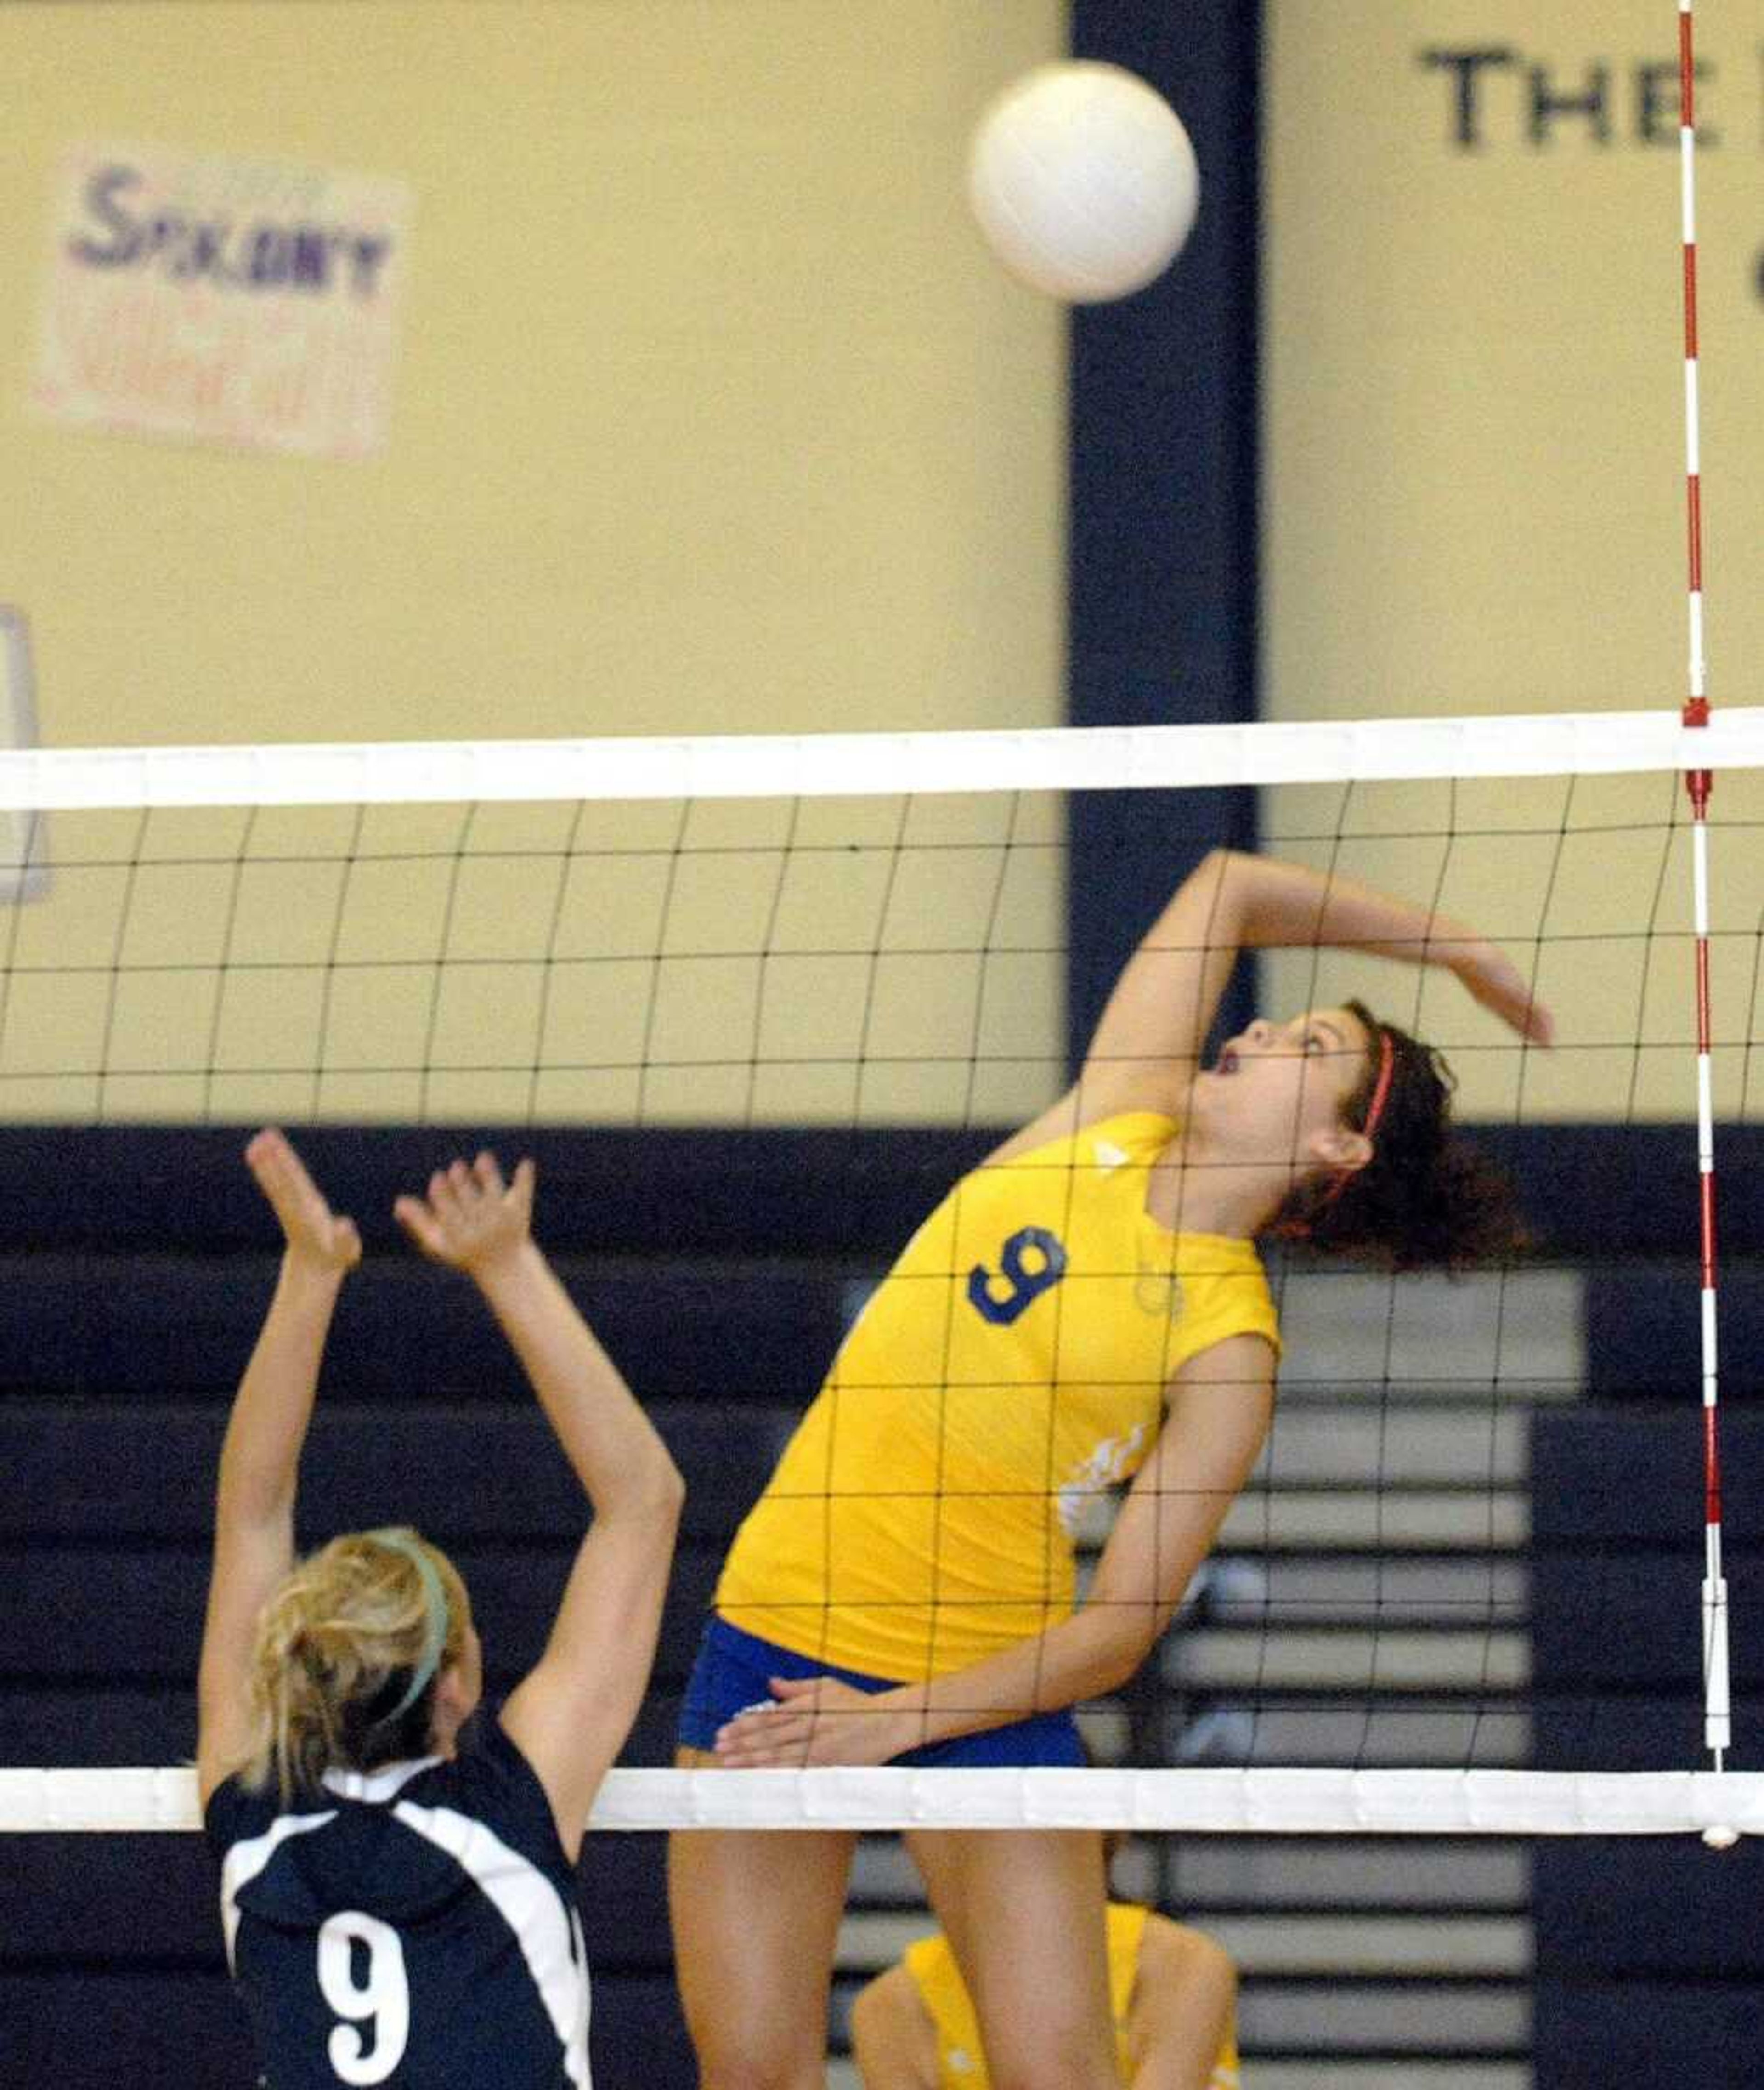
[1,703,1761,1839]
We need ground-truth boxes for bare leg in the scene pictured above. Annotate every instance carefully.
[906,1829,1119,2090]
[1126,1919,1238,2090]
[668,1746,857,2090]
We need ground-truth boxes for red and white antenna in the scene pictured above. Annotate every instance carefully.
[1676,0,1727,1774]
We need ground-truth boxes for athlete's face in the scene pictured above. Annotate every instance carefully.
[1193,1005,1375,1175]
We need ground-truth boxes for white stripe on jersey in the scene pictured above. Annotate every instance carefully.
[219,1809,337,1972]
[393,1799,590,2090]
[322,1759,442,1804]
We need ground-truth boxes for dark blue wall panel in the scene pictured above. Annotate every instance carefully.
[1067,0,1262,1067]
[1532,1408,1764,2072]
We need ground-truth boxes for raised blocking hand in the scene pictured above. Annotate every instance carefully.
[394,1151,536,1276]
[245,1127,362,1273]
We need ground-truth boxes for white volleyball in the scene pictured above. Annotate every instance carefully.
[967,61,1201,303]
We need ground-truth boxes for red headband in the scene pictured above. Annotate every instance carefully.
[1359,1025,1397,1143]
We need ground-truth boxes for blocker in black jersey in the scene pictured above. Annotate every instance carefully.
[207,1719,588,2090]
[196,1138,678,2090]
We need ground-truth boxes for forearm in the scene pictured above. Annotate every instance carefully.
[871,1603,1149,1754]
[473,1242,681,1516]
[216,1252,344,1520]
[872,1381,1268,1755]
[1217,849,1471,966]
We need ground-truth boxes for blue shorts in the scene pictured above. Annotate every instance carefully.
[678,1615,1086,1768]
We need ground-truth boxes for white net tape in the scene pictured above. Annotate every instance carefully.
[7,1766,1763,1838]
[1,705,1759,810]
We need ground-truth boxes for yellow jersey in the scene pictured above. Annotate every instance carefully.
[902,1903,1240,2090]
[715,1112,1280,1679]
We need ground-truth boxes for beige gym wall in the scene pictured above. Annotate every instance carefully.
[1261,0,1762,1121]
[0,0,1068,1123]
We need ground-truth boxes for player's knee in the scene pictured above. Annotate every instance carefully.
[1175,1924,1239,2009]
[989,2065,1117,2090]
[847,1982,885,2063]
[986,2040,1117,2090]
[695,2065,822,2090]
[692,2038,825,2090]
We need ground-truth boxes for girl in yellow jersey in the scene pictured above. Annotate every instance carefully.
[853,1889,1239,2090]
[670,848,1550,2090]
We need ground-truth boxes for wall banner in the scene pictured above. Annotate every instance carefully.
[32,143,411,459]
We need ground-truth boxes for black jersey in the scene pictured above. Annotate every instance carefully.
[205,1719,589,2090]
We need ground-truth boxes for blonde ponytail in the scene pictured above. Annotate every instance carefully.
[243,1529,470,1803]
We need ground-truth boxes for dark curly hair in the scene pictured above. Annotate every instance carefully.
[1266,999,1526,1273]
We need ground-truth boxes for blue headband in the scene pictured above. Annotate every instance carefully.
[368,1528,451,1723]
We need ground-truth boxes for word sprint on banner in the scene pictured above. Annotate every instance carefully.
[32,143,412,460]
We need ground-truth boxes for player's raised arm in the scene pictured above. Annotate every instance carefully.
[1075,847,1551,1125]
[197,1130,362,1806]
[989,848,1545,1167]
[395,1154,682,1858]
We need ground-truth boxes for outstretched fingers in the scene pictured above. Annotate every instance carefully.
[245,1126,307,1212]
[1519,997,1555,1047]
[244,1127,360,1269]
[395,1150,536,1270]
[1479,960,1555,1046]
[392,1192,445,1260]
[712,1676,899,1768]
[506,1155,536,1221]
[1450,942,1555,1048]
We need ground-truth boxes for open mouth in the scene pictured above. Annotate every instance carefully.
[1216,1046,1240,1075]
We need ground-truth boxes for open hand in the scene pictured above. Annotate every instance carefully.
[245,1128,362,1272]
[712,1675,907,1768]
[394,1152,535,1275]
[1448,939,1555,1046]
